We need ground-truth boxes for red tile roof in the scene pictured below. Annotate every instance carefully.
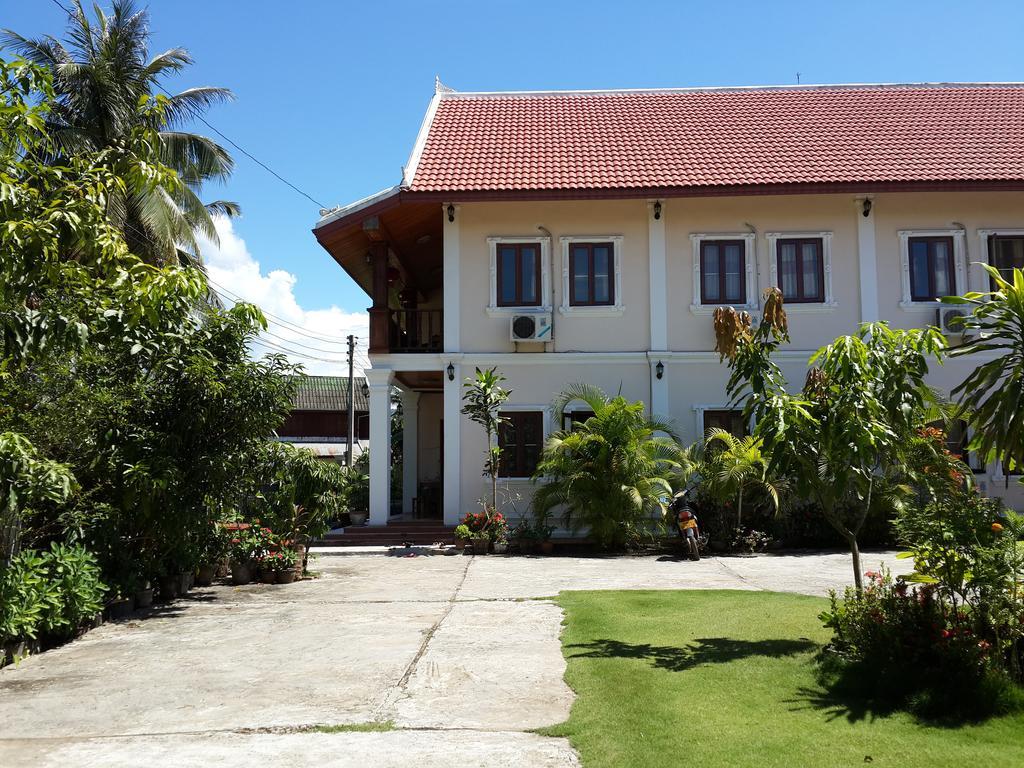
[407,85,1024,194]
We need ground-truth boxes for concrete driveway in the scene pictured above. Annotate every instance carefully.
[0,550,905,767]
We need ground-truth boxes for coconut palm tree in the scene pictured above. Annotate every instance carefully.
[703,429,781,530]
[532,383,684,550]
[2,0,237,265]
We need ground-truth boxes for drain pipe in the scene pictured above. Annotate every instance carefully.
[744,222,759,313]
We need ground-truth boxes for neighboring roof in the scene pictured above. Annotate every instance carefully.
[404,83,1024,195]
[290,375,368,412]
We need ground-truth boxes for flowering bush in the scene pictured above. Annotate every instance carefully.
[460,510,509,542]
[729,527,771,554]
[261,548,297,572]
[227,523,275,565]
[820,567,1021,719]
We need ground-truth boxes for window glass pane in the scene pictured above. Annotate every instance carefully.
[724,244,743,302]
[703,410,747,439]
[910,240,930,299]
[593,246,611,303]
[520,246,537,303]
[801,242,820,299]
[779,243,798,299]
[499,246,517,304]
[933,240,952,297]
[702,245,720,301]
[993,237,1024,278]
[572,246,590,303]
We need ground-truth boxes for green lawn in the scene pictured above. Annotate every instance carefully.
[541,590,1024,768]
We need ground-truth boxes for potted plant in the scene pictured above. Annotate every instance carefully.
[345,470,370,526]
[492,536,509,555]
[134,579,154,609]
[105,591,134,621]
[538,524,556,555]
[454,524,472,550]
[274,549,299,584]
[471,530,490,555]
[228,529,256,585]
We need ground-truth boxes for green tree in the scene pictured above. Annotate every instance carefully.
[943,265,1024,477]
[2,0,237,265]
[533,383,683,551]
[718,290,947,591]
[461,367,510,515]
[703,429,780,530]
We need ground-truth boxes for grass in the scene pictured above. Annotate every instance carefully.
[540,590,1024,768]
[307,721,395,733]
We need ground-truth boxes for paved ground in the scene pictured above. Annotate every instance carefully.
[0,549,906,767]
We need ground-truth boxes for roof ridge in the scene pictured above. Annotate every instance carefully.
[439,81,1024,98]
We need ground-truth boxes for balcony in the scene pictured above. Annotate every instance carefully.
[370,308,443,353]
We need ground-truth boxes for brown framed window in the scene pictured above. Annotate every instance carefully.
[908,236,955,301]
[562,409,595,432]
[702,409,747,440]
[776,238,824,303]
[944,420,985,474]
[700,240,746,304]
[989,235,1024,287]
[498,411,544,477]
[497,243,542,307]
[569,242,614,306]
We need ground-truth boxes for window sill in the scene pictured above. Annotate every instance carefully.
[782,301,839,313]
[558,304,625,317]
[899,300,942,311]
[689,303,758,316]
[485,305,552,318]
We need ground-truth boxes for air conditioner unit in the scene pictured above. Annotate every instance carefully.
[936,306,974,336]
[510,312,553,342]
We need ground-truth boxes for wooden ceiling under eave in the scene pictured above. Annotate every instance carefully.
[312,195,443,299]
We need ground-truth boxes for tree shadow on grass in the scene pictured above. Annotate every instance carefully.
[566,636,817,673]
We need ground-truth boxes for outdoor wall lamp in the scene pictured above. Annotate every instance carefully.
[655,361,664,379]
[361,380,369,398]
[447,204,455,223]
[862,198,872,217]
[653,201,662,220]
[447,362,455,381]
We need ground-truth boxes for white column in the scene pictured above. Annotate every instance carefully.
[648,200,669,422]
[400,389,420,516]
[366,368,394,526]
[443,204,461,353]
[649,354,669,421]
[855,195,878,323]
[442,361,462,525]
[648,200,668,351]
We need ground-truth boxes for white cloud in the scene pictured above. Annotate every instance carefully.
[197,217,369,376]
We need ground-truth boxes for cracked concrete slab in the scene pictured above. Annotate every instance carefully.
[0,550,907,766]
[390,599,574,730]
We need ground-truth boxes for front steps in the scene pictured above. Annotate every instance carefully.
[316,519,454,547]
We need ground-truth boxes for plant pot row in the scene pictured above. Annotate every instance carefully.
[229,562,299,586]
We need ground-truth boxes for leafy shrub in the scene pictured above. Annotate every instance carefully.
[819,568,1022,720]
[0,543,105,645]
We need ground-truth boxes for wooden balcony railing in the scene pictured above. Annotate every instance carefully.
[383,309,443,353]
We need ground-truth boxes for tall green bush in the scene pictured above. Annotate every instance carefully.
[533,383,683,550]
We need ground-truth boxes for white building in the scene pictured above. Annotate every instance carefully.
[314,81,1024,526]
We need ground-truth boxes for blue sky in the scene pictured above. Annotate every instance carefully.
[6,0,1023,371]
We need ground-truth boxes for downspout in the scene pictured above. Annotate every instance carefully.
[744,221,759,310]
[538,225,555,352]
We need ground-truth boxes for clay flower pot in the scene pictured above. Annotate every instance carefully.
[471,538,490,555]
[196,564,216,586]
[260,569,277,584]
[158,574,181,601]
[230,563,252,586]
[540,541,555,555]
[105,597,134,621]
[134,587,154,609]
[277,570,296,585]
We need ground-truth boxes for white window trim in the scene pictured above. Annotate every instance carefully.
[897,229,967,310]
[977,228,1024,291]
[558,235,625,316]
[559,402,596,431]
[486,236,551,317]
[692,404,750,442]
[689,233,758,315]
[765,231,837,312]
[494,405,550,482]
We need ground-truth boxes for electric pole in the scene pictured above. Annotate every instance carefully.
[346,334,356,468]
